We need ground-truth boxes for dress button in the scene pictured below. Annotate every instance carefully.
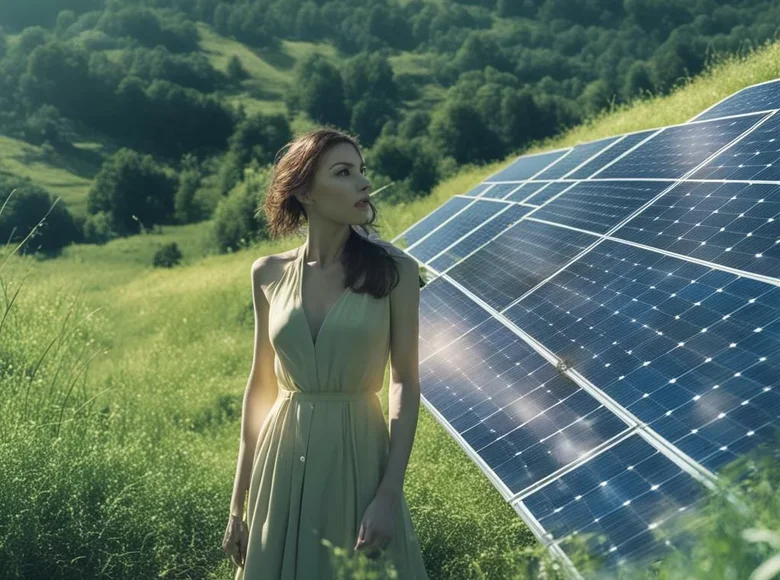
[300,455,305,462]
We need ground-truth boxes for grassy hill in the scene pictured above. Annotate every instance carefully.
[1,40,779,580]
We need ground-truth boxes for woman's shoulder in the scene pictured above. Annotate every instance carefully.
[252,247,299,297]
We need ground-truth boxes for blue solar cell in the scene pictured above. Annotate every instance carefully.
[448,220,598,311]
[419,316,629,495]
[522,434,707,573]
[693,80,780,122]
[568,130,658,179]
[487,149,568,182]
[595,115,763,179]
[462,183,493,197]
[524,182,576,206]
[531,181,672,234]
[505,181,550,203]
[691,112,780,181]
[535,137,620,180]
[429,205,530,272]
[477,183,524,199]
[503,240,780,473]
[614,181,780,279]
[408,200,508,263]
[418,277,492,362]
[394,196,472,247]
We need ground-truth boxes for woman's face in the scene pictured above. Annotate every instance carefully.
[300,142,373,225]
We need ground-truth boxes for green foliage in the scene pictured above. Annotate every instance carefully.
[286,53,349,130]
[211,164,271,253]
[0,177,80,254]
[152,241,183,268]
[218,112,292,195]
[86,148,177,237]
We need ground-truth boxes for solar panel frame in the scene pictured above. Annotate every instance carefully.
[483,147,571,182]
[405,199,512,263]
[689,79,780,123]
[534,136,621,180]
[689,110,780,182]
[593,113,768,180]
[391,195,472,246]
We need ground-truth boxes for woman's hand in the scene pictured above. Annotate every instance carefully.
[221,514,248,568]
[354,493,397,559]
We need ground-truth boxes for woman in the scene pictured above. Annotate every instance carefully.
[221,127,429,579]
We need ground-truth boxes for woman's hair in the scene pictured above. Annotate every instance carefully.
[261,127,400,299]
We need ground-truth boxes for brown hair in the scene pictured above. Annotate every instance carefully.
[260,127,400,299]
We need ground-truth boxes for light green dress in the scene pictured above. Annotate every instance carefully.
[236,244,429,580]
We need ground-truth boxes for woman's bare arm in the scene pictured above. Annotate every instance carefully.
[229,258,280,518]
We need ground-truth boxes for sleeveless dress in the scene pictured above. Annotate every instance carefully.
[236,244,429,580]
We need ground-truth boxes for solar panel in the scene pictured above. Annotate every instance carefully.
[524,182,577,206]
[595,114,765,179]
[502,241,780,473]
[614,181,780,279]
[691,79,780,122]
[446,220,598,310]
[521,434,707,574]
[419,314,629,496]
[691,111,780,182]
[429,205,530,273]
[401,79,780,578]
[534,137,620,180]
[530,181,672,233]
[504,181,550,203]
[406,200,509,263]
[392,196,472,247]
[486,149,569,181]
[478,183,525,199]
[568,130,659,179]
[462,183,494,197]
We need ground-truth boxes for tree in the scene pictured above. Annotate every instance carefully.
[286,54,349,129]
[86,148,177,236]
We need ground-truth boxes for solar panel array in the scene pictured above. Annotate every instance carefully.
[393,79,780,578]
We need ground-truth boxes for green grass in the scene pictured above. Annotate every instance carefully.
[0,135,100,216]
[1,40,779,580]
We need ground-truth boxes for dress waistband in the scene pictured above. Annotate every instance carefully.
[278,389,378,402]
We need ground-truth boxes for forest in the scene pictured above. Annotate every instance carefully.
[1,0,778,254]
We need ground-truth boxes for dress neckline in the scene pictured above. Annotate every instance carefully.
[296,244,350,348]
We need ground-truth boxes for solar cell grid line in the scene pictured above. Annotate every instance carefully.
[504,180,551,203]
[417,275,493,363]
[425,264,732,520]
[529,181,674,234]
[496,118,780,312]
[404,196,482,252]
[428,204,531,273]
[391,195,472,246]
[690,79,780,123]
[568,130,661,180]
[445,219,601,311]
[484,148,570,182]
[534,136,620,180]
[690,110,780,182]
[594,113,767,180]
[417,313,631,497]
[476,182,526,199]
[462,182,494,197]
[407,200,510,263]
[501,240,780,475]
[524,181,580,207]
[519,433,710,577]
[613,180,780,280]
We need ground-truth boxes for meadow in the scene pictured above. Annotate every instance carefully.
[1,40,779,579]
